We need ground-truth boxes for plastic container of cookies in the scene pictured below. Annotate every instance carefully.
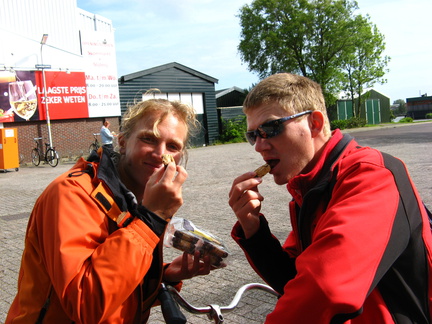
[164,217,230,268]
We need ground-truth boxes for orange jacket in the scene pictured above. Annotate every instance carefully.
[7,149,175,323]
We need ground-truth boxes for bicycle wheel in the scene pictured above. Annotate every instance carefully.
[89,143,98,154]
[31,148,41,166]
[46,148,59,167]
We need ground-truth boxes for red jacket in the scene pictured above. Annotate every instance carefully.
[232,129,432,323]
[7,148,177,323]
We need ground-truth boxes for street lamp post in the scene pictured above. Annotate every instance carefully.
[40,33,53,148]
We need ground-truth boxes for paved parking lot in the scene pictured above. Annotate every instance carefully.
[1,122,431,323]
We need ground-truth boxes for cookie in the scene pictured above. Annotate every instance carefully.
[173,230,199,244]
[172,237,196,254]
[254,163,271,177]
[162,154,175,166]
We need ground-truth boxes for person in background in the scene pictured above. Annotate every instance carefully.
[7,97,215,323]
[228,73,432,323]
[100,120,115,149]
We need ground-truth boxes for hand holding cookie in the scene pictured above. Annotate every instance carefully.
[228,164,270,239]
[141,154,186,221]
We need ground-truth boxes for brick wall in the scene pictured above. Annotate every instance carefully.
[2,117,120,164]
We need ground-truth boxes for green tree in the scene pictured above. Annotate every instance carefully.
[342,15,390,117]
[237,0,389,114]
[238,0,358,101]
[393,99,407,116]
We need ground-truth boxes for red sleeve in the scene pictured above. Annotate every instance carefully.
[232,216,296,294]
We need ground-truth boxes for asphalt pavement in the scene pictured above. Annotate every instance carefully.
[1,122,431,323]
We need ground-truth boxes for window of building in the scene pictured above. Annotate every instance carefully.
[142,92,204,114]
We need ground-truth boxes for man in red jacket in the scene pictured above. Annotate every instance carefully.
[229,73,432,323]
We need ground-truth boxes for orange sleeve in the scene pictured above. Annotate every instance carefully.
[34,175,160,323]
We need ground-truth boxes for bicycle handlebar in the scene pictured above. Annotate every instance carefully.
[159,283,187,324]
[163,283,280,323]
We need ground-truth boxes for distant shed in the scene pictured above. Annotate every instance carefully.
[216,86,247,136]
[337,89,391,124]
[118,62,219,146]
[216,86,247,108]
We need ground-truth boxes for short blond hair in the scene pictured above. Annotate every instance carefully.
[244,73,331,136]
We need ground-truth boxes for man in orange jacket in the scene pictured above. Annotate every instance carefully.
[7,97,214,323]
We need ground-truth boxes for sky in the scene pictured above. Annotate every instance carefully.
[77,0,432,103]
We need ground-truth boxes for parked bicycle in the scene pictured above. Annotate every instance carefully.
[160,282,280,324]
[31,137,59,167]
[89,133,100,153]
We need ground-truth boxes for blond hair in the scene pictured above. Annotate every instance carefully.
[244,73,331,136]
[120,93,200,162]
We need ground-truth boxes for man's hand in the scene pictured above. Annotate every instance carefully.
[228,172,264,239]
[142,163,187,221]
[163,251,212,283]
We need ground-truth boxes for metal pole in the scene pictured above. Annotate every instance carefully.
[40,34,53,148]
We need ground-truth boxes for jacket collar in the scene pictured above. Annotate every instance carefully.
[88,147,139,216]
[288,129,347,205]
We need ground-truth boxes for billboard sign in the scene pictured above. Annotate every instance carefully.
[1,70,90,122]
[81,30,121,117]
[34,70,88,120]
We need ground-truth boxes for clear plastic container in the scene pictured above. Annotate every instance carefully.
[164,218,230,268]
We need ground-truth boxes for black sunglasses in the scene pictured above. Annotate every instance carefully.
[245,110,313,145]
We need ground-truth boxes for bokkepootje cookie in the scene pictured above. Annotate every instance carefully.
[254,163,271,177]
[162,154,175,166]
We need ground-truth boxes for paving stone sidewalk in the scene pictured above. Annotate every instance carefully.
[1,122,431,323]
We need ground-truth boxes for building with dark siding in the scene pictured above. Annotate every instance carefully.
[118,62,219,147]
[406,95,432,119]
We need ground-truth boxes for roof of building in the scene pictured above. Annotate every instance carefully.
[215,86,245,98]
[406,95,432,102]
[119,62,218,84]
[338,88,390,100]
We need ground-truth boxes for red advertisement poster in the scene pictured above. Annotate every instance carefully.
[1,70,89,122]
[34,71,88,120]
